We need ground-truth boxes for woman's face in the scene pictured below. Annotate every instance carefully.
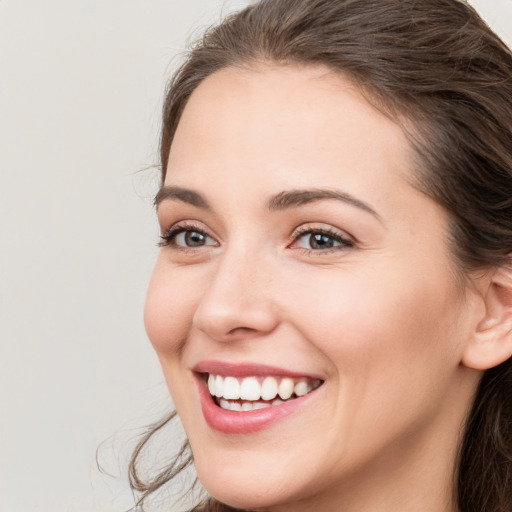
[145,65,480,511]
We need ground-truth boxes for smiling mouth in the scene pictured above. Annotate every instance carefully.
[205,373,324,412]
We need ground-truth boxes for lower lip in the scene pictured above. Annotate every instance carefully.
[196,376,318,434]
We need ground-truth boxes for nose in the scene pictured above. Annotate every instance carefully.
[192,249,280,342]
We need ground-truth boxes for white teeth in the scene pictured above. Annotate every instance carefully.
[294,380,310,397]
[208,374,216,395]
[208,373,322,405]
[219,399,242,411]
[261,376,278,400]
[219,400,272,412]
[215,375,224,398]
[252,402,270,410]
[223,376,240,399]
[240,377,261,400]
[278,377,294,399]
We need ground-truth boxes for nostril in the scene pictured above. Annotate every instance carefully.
[227,326,260,337]
[193,300,280,342]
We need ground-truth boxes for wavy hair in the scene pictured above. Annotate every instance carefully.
[130,1,512,510]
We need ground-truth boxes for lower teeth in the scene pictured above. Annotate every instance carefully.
[218,397,288,412]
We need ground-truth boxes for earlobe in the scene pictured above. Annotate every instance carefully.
[462,262,512,371]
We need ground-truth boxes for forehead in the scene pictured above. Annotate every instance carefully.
[165,64,414,206]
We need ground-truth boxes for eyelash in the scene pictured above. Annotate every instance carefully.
[158,222,213,248]
[158,223,354,253]
[290,226,355,253]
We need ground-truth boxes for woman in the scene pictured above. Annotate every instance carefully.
[130,0,512,510]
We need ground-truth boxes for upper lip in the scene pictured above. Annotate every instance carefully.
[193,360,324,380]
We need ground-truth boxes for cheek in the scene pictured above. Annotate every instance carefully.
[144,259,204,417]
[280,264,467,468]
[287,262,464,405]
[144,258,199,356]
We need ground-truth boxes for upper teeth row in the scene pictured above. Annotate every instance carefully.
[207,374,320,401]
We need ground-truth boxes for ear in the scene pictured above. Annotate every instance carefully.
[462,261,512,371]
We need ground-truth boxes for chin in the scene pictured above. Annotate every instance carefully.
[194,454,299,511]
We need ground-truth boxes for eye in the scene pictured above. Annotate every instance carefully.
[291,227,354,252]
[159,224,218,249]
[174,230,214,247]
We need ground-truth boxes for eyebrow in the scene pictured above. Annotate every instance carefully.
[154,186,211,209]
[266,189,380,219]
[155,185,380,219]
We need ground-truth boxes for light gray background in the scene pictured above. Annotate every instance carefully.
[1,1,511,511]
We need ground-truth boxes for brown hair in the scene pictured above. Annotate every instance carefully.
[130,1,512,510]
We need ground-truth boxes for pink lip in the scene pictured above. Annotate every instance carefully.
[193,360,323,379]
[193,361,323,434]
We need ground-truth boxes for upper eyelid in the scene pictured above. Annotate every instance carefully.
[161,220,211,236]
[291,224,355,241]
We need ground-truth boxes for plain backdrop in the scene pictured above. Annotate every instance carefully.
[0,1,511,511]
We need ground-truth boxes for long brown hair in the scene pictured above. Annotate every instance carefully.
[130,1,512,510]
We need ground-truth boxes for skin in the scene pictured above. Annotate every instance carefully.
[144,64,488,511]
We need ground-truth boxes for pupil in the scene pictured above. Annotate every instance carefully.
[310,233,333,249]
[185,231,205,246]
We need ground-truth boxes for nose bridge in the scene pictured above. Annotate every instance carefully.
[209,245,261,301]
[192,241,278,340]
